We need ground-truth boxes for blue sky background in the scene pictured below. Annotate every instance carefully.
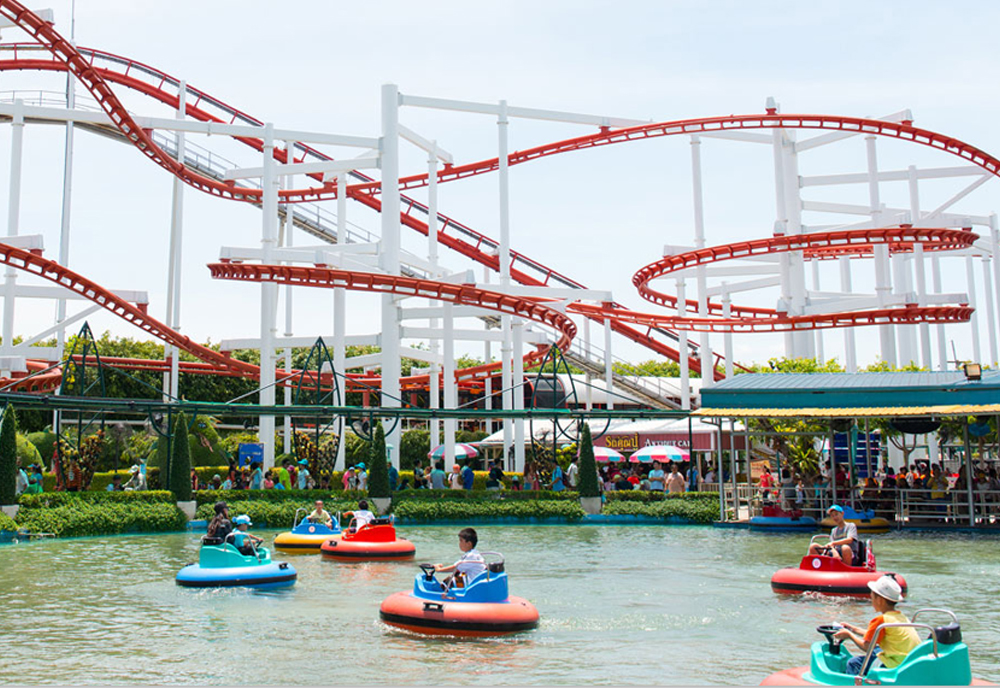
[0,1,998,369]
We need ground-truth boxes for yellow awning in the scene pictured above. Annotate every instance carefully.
[694,404,1000,418]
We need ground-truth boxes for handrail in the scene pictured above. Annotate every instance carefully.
[858,622,938,682]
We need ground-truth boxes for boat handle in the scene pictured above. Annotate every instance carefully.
[423,602,444,612]
[279,562,289,570]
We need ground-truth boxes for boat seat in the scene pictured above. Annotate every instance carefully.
[488,561,505,574]
[370,517,393,526]
[932,622,962,645]
[201,535,224,546]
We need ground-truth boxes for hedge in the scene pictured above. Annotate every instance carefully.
[18,490,175,509]
[15,501,187,537]
[0,511,18,532]
[391,489,578,502]
[392,499,585,522]
[194,499,358,528]
[603,490,716,503]
[601,497,718,524]
[193,489,371,506]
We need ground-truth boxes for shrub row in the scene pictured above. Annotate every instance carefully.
[14,501,188,537]
[392,499,585,522]
[601,498,719,524]
[18,490,175,509]
[390,489,578,502]
[603,490,716,503]
[194,499,358,528]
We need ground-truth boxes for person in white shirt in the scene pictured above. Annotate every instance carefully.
[345,499,375,531]
[566,459,579,489]
[434,527,486,587]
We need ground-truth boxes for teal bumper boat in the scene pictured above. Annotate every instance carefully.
[761,609,993,685]
[176,541,297,589]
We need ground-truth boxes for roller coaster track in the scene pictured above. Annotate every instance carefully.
[0,0,996,393]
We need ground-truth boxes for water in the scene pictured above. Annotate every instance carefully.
[1,526,998,685]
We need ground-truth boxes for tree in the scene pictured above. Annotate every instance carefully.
[577,422,599,498]
[170,412,192,501]
[367,421,390,498]
[0,406,18,505]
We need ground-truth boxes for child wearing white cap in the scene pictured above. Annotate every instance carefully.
[834,575,920,675]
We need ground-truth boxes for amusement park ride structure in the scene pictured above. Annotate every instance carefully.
[0,1,997,471]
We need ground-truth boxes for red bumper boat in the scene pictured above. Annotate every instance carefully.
[771,538,907,597]
[320,517,416,561]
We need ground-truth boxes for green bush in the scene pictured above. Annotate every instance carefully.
[0,510,18,532]
[392,488,576,502]
[0,406,18,505]
[400,429,429,472]
[368,422,390,499]
[604,490,715,503]
[16,433,42,468]
[15,500,187,537]
[194,489,370,506]
[344,432,368,467]
[393,499,585,522]
[26,430,56,469]
[577,422,599,498]
[171,412,192,501]
[17,490,175,508]
[194,499,357,528]
[602,497,718,524]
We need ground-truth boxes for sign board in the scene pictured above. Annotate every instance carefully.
[605,434,639,452]
[238,443,264,468]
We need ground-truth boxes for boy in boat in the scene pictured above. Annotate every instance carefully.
[808,504,858,565]
[834,575,920,675]
[433,527,486,588]
[306,500,333,528]
[229,514,264,556]
[344,499,375,531]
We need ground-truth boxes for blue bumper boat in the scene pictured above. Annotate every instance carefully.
[176,540,297,589]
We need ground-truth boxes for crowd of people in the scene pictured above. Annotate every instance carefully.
[597,460,704,493]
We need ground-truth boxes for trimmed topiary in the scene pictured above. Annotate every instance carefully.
[170,412,192,501]
[577,422,600,498]
[367,421,390,498]
[0,406,17,505]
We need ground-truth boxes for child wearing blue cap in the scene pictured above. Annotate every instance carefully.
[808,504,858,565]
[229,514,263,555]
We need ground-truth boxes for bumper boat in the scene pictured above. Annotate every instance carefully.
[771,537,906,597]
[380,553,539,636]
[820,504,891,534]
[762,610,994,685]
[750,504,818,532]
[320,516,415,561]
[176,538,297,589]
[273,509,343,553]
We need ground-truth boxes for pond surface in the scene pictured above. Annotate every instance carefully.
[1,525,998,685]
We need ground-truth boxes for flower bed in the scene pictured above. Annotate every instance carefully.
[392,499,585,523]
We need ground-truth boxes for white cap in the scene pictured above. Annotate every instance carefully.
[867,575,903,603]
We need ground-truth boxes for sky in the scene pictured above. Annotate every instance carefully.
[1,0,999,374]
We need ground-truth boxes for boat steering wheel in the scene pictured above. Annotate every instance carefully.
[419,563,437,581]
[815,625,844,655]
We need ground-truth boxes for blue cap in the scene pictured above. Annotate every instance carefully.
[356,463,366,470]
[298,459,308,465]
[234,514,252,526]
[828,504,844,514]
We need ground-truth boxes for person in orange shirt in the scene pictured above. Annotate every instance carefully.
[834,575,920,676]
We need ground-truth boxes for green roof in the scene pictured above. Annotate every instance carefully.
[700,371,1000,410]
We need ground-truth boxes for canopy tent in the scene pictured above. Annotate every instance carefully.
[597,416,746,454]
[477,418,634,447]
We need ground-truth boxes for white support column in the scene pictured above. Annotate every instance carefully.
[162,83,187,400]
[981,256,998,366]
[2,100,25,373]
[282,144,294,454]
[428,145,441,451]
[931,253,948,371]
[56,80,76,356]
[677,278,690,410]
[381,84,402,469]
[893,252,914,366]
[722,286,734,379]
[908,166,933,370]
[481,267,491,435]
[839,256,857,372]
[811,259,824,363]
[443,301,456,471]
[583,317,593,411]
[512,318,525,472]
[259,122,279,469]
[691,135,714,385]
[334,172,347,470]
[769,99,795,359]
[498,99,513,470]
[965,255,982,365]
[603,318,614,411]
[867,135,895,366]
